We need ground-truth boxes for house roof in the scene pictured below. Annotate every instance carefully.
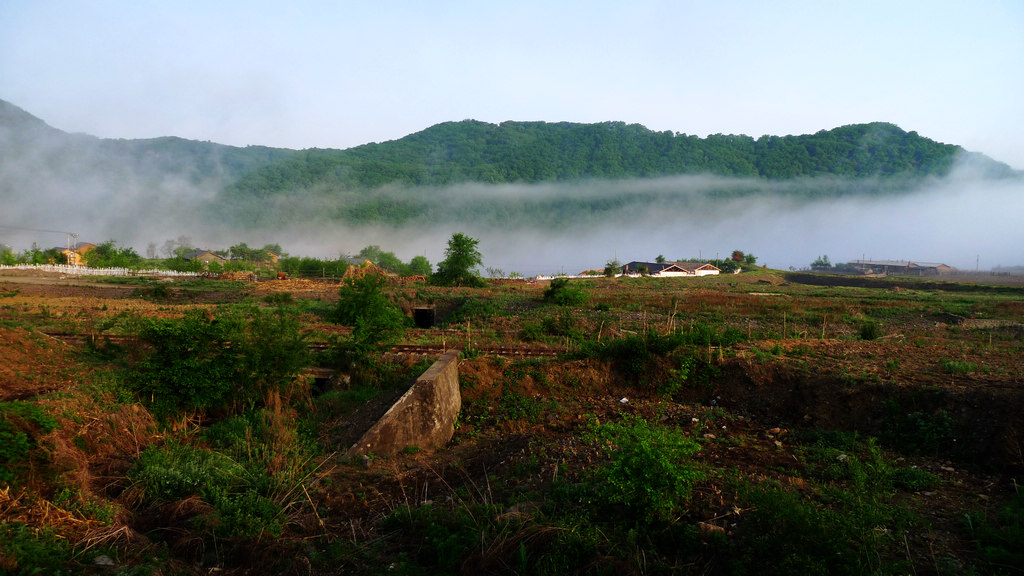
[621,261,721,274]
[57,242,95,252]
[851,259,951,269]
[674,261,721,272]
[183,249,226,261]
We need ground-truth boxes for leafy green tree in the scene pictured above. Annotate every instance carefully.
[84,240,143,268]
[131,311,244,417]
[407,255,432,277]
[358,245,416,274]
[811,255,832,268]
[603,258,621,278]
[743,253,758,265]
[229,242,274,263]
[0,245,16,265]
[129,308,309,418]
[335,272,408,355]
[432,233,485,287]
[655,254,666,264]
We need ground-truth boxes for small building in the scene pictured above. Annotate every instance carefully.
[849,260,955,277]
[621,261,721,277]
[59,242,96,266]
[184,250,228,265]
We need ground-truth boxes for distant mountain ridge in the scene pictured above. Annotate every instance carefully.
[2,98,1017,194]
[0,99,297,187]
[1,97,1019,234]
[224,119,1019,199]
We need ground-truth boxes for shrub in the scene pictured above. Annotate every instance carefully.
[881,402,954,456]
[129,311,243,416]
[860,319,882,340]
[583,414,702,522]
[334,272,408,356]
[731,483,891,576]
[543,278,587,306]
[129,308,309,418]
[0,401,58,485]
[0,523,72,573]
[129,441,285,539]
[939,358,977,374]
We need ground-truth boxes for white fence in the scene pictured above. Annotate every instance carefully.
[0,264,199,277]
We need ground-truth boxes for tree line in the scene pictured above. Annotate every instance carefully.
[221,121,1004,203]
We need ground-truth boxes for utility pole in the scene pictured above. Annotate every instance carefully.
[0,225,80,265]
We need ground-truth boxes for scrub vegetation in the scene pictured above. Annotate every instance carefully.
[1,263,1023,575]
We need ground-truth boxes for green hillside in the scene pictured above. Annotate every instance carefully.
[0,99,297,189]
[222,119,1014,199]
[213,120,1020,228]
[2,97,1018,233]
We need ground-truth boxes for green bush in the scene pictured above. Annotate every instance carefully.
[889,466,940,492]
[731,482,899,576]
[543,278,587,306]
[583,414,703,522]
[0,401,58,486]
[881,403,954,456]
[129,307,309,418]
[0,522,72,573]
[130,311,243,416]
[334,272,408,356]
[939,358,977,374]
[129,442,285,539]
[860,319,882,340]
[381,503,490,572]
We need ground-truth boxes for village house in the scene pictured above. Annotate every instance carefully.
[59,242,96,266]
[183,250,229,266]
[621,261,721,277]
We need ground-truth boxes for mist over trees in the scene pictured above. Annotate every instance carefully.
[3,98,1024,273]
[222,120,989,198]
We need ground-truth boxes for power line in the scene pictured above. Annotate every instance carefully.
[0,224,76,235]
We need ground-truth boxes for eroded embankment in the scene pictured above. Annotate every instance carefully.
[710,360,1024,472]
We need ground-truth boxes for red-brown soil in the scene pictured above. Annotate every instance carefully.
[2,268,1023,574]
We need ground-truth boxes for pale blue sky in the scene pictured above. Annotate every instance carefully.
[2,0,1022,167]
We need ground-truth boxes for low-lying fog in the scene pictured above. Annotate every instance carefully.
[2,161,1022,277]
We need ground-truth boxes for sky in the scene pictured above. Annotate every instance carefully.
[2,0,1023,169]
[2,1,1023,274]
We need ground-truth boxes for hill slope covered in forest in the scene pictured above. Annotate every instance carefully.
[1,98,1019,238]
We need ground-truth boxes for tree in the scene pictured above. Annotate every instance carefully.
[334,272,408,355]
[0,245,16,265]
[432,233,485,287]
[604,258,621,278]
[811,255,832,269]
[84,240,142,269]
[655,254,666,264]
[407,255,432,277]
[743,253,758,266]
[731,250,745,262]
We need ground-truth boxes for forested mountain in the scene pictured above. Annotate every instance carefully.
[0,99,296,191]
[1,97,1019,236]
[222,120,1017,201]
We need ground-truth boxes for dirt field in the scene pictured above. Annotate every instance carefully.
[2,268,1022,574]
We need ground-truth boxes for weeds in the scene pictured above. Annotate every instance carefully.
[964,488,1024,573]
[0,401,58,485]
[940,358,978,374]
[582,414,703,523]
